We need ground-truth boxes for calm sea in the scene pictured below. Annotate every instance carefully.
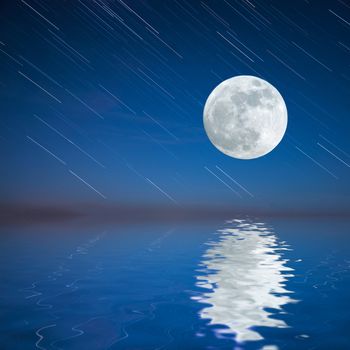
[1,218,349,349]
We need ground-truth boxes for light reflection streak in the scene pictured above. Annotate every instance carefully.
[194,219,297,343]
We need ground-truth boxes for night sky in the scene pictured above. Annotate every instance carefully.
[1,0,349,215]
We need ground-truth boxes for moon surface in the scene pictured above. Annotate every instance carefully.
[203,75,287,159]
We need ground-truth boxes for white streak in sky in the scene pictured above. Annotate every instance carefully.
[215,165,254,197]
[291,41,332,72]
[116,0,159,34]
[144,111,179,141]
[329,9,350,27]
[204,166,241,198]
[20,56,63,87]
[19,71,62,103]
[226,31,264,61]
[319,134,350,159]
[223,0,261,31]
[338,41,350,52]
[145,27,183,59]
[78,0,114,31]
[295,146,338,179]
[141,129,178,160]
[21,0,59,30]
[65,89,104,119]
[69,169,106,199]
[138,68,175,99]
[0,48,23,66]
[27,136,66,165]
[98,84,136,115]
[48,29,90,64]
[146,177,178,205]
[34,115,106,168]
[317,142,350,168]
[267,50,306,81]
[217,31,254,62]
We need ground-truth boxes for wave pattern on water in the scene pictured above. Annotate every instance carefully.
[193,219,298,343]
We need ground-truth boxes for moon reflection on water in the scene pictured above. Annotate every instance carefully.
[193,219,297,343]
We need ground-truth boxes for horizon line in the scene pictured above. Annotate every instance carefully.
[0,202,349,227]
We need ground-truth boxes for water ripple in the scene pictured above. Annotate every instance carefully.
[194,219,298,343]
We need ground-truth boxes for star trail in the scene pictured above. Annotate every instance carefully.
[0,0,349,214]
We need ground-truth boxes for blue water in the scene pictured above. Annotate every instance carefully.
[0,218,349,349]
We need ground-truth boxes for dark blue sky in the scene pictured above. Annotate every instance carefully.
[1,0,349,213]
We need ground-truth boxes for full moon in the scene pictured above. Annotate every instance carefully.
[203,75,287,159]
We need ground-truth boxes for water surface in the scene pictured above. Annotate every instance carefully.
[0,218,349,349]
